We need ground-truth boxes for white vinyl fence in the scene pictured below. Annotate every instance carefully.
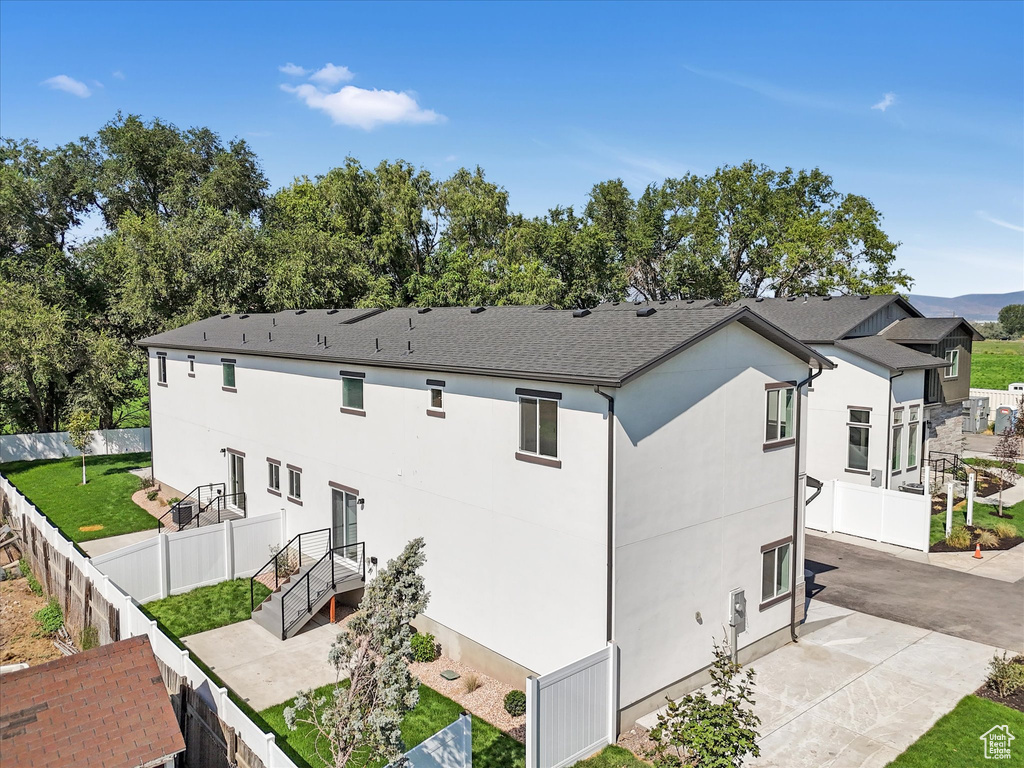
[391,714,472,768]
[91,513,283,603]
[0,427,152,462]
[526,644,618,768]
[971,388,1022,412]
[805,477,931,552]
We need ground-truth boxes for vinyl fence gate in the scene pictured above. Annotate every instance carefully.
[526,644,618,768]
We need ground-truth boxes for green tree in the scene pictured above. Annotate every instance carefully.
[66,408,93,484]
[998,304,1024,337]
[284,538,429,767]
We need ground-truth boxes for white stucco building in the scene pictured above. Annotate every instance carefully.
[141,303,830,729]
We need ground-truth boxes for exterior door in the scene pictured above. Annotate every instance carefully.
[331,488,358,553]
[230,453,245,497]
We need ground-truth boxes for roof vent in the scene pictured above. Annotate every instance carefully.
[633,300,643,305]
[786,297,797,302]
[686,299,694,304]
[611,301,620,306]
[470,306,486,314]
[240,314,250,319]
[860,295,870,300]
[636,307,656,317]
[659,300,667,305]
[573,309,591,318]
[327,309,339,315]
[755,297,764,302]
[295,309,307,315]
[822,296,832,301]
[221,314,231,319]
[417,307,432,314]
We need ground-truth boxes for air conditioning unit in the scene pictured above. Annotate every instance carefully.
[898,482,925,495]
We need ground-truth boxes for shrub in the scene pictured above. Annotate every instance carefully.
[463,672,481,693]
[20,558,43,596]
[504,689,527,717]
[993,522,1019,539]
[167,497,181,505]
[146,489,159,502]
[945,525,972,549]
[976,529,1000,548]
[79,625,100,651]
[138,474,155,491]
[33,599,64,636]
[987,652,1024,698]
[410,632,439,663]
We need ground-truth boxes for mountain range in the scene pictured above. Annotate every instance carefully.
[907,290,1024,322]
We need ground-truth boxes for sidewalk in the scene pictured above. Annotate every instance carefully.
[79,527,159,557]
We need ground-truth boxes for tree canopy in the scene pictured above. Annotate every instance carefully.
[0,113,913,434]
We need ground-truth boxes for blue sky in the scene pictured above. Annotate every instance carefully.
[2,0,1022,297]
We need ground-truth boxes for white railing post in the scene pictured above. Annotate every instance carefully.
[607,642,619,744]
[158,532,170,599]
[945,482,954,537]
[224,519,235,580]
[966,473,975,527]
[526,675,539,768]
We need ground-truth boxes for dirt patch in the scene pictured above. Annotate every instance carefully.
[930,526,1024,553]
[78,524,104,532]
[0,577,63,667]
[410,654,526,742]
[617,725,657,760]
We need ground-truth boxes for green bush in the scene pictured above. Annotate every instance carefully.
[504,689,527,717]
[411,632,439,663]
[34,599,64,636]
[945,525,972,549]
[138,474,155,491]
[167,496,181,505]
[146,489,159,501]
[20,558,43,596]
[987,652,1024,697]
[79,625,100,651]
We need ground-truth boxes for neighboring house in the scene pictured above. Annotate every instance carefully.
[0,636,185,767]
[139,304,831,730]
[733,296,980,505]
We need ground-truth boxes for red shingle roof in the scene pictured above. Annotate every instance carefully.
[0,636,185,767]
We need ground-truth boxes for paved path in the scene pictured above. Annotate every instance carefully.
[79,528,159,557]
[639,600,1003,768]
[806,536,1024,652]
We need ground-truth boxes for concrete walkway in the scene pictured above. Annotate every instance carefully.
[182,606,346,710]
[638,600,1004,768]
[79,527,159,557]
[806,535,1024,652]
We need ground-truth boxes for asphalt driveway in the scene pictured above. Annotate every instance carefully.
[806,535,1024,653]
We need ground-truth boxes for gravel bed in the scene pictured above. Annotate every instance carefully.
[616,724,657,761]
[410,654,526,742]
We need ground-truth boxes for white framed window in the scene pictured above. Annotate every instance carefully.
[519,397,558,458]
[157,354,167,385]
[340,371,365,414]
[430,388,443,411]
[944,349,959,379]
[765,385,795,444]
[288,466,302,501]
[907,406,920,469]
[847,408,871,472]
[188,356,195,377]
[891,425,903,472]
[267,460,280,493]
[761,540,792,604]
[222,360,236,390]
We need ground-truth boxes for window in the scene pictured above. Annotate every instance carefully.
[761,540,791,604]
[765,386,795,444]
[188,356,195,377]
[430,388,443,410]
[891,425,903,472]
[267,460,280,494]
[847,408,871,472]
[222,361,236,390]
[907,406,920,469]
[288,467,302,501]
[157,354,167,385]
[340,372,365,413]
[945,349,959,379]
[519,397,558,458]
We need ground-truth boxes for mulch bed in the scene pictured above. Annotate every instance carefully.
[930,525,1024,553]
[972,468,1014,498]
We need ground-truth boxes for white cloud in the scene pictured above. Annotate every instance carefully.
[41,75,91,98]
[977,210,1024,233]
[112,70,125,80]
[282,83,444,130]
[309,63,354,86]
[279,62,309,77]
[871,92,897,112]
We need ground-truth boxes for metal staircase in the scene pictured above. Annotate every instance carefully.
[156,483,246,532]
[250,529,365,639]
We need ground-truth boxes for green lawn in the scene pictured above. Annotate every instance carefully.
[144,578,271,637]
[972,339,1024,390]
[261,682,525,768]
[964,457,1024,477]
[887,695,1024,767]
[570,746,649,768]
[0,453,158,542]
[930,498,1024,545]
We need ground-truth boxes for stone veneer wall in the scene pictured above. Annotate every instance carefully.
[924,402,965,458]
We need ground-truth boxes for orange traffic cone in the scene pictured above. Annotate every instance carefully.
[973,542,983,559]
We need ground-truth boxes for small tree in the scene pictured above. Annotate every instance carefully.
[66,409,93,485]
[648,636,760,768]
[284,538,429,768]
[992,394,1024,517]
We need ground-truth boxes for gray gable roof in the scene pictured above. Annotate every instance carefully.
[734,295,921,343]
[139,305,831,387]
[881,317,983,343]
[590,299,721,311]
[834,337,949,372]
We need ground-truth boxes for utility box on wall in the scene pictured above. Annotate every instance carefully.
[995,406,1016,435]
[962,397,990,434]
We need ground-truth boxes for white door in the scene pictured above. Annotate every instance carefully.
[331,488,359,560]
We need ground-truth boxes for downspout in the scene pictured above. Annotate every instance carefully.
[595,387,615,643]
[885,371,904,489]
[791,360,824,642]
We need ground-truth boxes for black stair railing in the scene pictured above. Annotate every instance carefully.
[278,541,365,639]
[249,528,331,612]
[156,483,225,532]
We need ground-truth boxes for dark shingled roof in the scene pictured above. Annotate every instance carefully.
[139,305,831,387]
[590,299,721,311]
[0,636,185,768]
[734,295,921,343]
[881,317,983,343]
[834,336,950,372]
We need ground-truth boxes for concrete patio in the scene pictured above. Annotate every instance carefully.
[79,527,159,557]
[638,600,1004,768]
[182,605,349,710]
